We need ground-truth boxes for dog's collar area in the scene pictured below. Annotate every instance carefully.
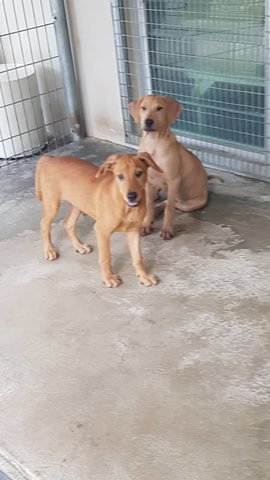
[143,129,169,138]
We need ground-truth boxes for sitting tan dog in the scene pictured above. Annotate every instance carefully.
[35,153,162,287]
[129,94,222,240]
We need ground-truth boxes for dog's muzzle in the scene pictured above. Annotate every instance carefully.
[143,118,154,131]
[127,191,139,208]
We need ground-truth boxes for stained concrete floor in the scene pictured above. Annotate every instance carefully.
[0,138,270,480]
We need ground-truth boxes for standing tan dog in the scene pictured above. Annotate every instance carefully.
[129,94,223,240]
[35,153,162,287]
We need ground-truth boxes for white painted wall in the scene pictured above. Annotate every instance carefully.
[65,0,125,144]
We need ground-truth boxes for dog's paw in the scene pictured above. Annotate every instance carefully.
[138,272,159,286]
[141,226,153,236]
[103,273,122,288]
[44,245,58,261]
[75,243,93,254]
[160,228,174,240]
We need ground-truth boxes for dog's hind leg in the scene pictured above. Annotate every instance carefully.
[40,197,60,261]
[175,194,207,212]
[63,205,93,254]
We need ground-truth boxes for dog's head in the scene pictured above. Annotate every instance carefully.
[129,94,181,132]
[96,152,163,208]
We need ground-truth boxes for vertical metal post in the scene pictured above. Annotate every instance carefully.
[131,0,152,96]
[265,0,270,164]
[111,0,151,143]
[50,0,84,141]
[111,0,131,141]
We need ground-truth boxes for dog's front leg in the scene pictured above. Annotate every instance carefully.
[161,178,180,240]
[141,182,156,236]
[94,224,122,287]
[127,230,158,286]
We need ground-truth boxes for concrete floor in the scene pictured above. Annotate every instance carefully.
[0,138,270,480]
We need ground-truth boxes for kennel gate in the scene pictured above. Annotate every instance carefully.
[0,0,82,166]
[112,0,270,181]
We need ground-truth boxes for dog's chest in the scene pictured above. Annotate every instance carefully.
[118,206,145,232]
[147,167,167,189]
[140,140,167,188]
[140,138,168,172]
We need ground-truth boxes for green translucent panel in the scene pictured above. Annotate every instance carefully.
[145,0,265,148]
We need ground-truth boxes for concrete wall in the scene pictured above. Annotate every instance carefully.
[66,0,125,144]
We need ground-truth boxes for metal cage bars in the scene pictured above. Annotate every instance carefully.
[111,0,270,181]
[0,0,82,166]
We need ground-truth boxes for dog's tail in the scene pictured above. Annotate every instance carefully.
[208,174,224,183]
[35,159,43,201]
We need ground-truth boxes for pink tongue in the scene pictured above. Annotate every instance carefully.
[128,201,138,207]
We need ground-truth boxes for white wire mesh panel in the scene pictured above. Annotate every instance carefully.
[0,0,71,166]
[112,0,270,180]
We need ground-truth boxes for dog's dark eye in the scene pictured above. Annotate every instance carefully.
[135,170,142,178]
[141,106,146,111]
[117,173,124,180]
[157,106,163,111]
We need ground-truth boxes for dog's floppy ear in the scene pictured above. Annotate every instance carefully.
[128,96,144,123]
[138,152,163,173]
[96,154,119,177]
[163,96,181,123]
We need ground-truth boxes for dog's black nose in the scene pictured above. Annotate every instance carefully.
[127,191,137,201]
[145,118,153,127]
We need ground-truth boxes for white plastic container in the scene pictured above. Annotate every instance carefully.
[0,64,46,158]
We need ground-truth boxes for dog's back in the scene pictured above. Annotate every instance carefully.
[35,155,99,203]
